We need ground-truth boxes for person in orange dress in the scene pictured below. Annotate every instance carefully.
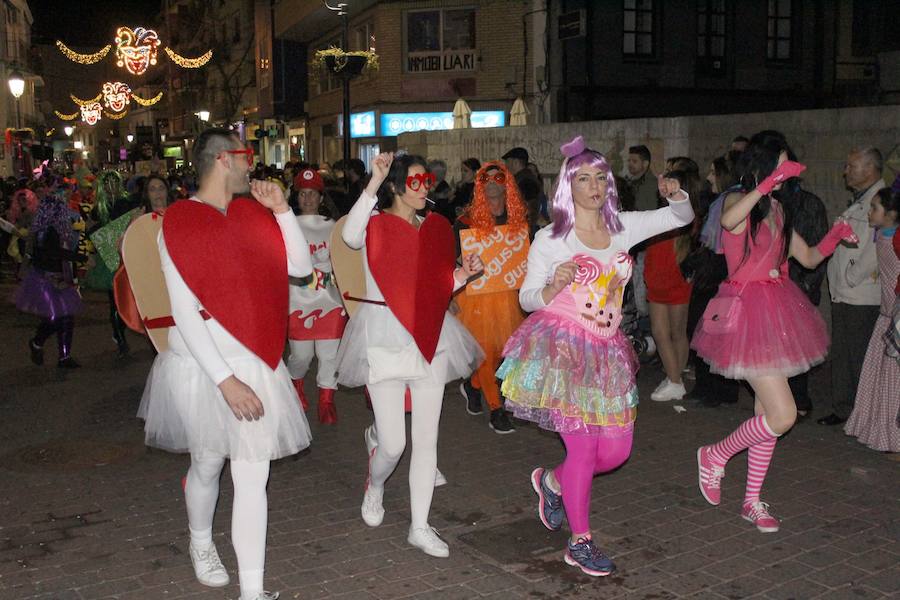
[454,162,529,433]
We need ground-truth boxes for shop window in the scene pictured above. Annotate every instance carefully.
[352,22,376,53]
[767,0,794,62]
[405,8,476,73]
[697,0,726,75]
[623,0,655,58]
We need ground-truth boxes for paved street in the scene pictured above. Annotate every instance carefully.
[1,284,898,600]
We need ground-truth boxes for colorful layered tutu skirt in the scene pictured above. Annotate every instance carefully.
[496,310,639,435]
[13,268,83,320]
[692,277,828,379]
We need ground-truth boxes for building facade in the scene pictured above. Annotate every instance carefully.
[277,0,546,166]
[1,0,41,178]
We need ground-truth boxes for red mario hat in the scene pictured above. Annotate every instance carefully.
[293,168,324,193]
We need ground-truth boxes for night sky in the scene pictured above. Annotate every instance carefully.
[30,0,163,46]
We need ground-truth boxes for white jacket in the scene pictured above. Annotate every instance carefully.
[827,180,884,306]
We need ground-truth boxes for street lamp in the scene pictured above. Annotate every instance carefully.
[64,126,74,137]
[126,134,134,143]
[73,140,83,150]
[197,110,210,122]
[8,69,24,130]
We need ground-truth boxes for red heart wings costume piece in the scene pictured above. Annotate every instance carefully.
[163,198,288,369]
[365,212,456,363]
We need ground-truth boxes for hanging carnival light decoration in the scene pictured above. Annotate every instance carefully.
[103,110,128,120]
[57,26,212,75]
[71,93,103,106]
[102,81,132,112]
[164,47,212,69]
[115,26,160,75]
[54,110,79,121]
[132,91,163,106]
[55,41,111,64]
[80,102,102,126]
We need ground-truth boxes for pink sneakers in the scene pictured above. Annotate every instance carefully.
[697,446,725,505]
[742,501,780,533]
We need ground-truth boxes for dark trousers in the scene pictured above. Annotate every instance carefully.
[789,371,811,412]
[688,285,739,403]
[830,302,880,419]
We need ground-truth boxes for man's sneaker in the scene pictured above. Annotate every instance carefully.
[251,593,279,600]
[435,468,447,487]
[563,537,615,577]
[531,467,564,531]
[697,446,725,506]
[188,542,229,588]
[28,339,43,365]
[460,380,483,415]
[361,485,384,527]
[364,423,378,455]
[489,409,515,434]
[651,379,686,401]
[408,525,449,558]
[742,501,780,533]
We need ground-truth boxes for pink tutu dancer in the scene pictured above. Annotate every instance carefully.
[692,132,859,535]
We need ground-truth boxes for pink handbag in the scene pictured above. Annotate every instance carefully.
[702,282,748,334]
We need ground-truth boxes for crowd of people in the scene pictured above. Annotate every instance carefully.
[3,127,898,598]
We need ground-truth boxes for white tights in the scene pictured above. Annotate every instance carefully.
[185,456,271,600]
[286,338,340,389]
[366,358,446,529]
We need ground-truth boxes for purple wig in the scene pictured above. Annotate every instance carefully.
[550,147,623,239]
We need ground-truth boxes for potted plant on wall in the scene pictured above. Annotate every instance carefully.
[312,47,379,79]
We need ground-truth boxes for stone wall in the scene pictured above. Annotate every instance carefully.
[400,104,900,219]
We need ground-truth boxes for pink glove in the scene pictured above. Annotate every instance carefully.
[816,220,858,257]
[756,160,806,195]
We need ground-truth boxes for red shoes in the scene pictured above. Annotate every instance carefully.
[318,388,337,425]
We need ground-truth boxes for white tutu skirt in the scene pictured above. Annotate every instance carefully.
[336,303,484,388]
[138,352,312,462]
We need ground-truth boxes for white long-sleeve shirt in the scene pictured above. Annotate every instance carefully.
[342,190,465,297]
[519,197,694,313]
[159,204,312,385]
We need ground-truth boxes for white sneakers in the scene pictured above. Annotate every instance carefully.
[361,485,385,527]
[651,378,686,402]
[188,541,229,588]
[408,525,449,557]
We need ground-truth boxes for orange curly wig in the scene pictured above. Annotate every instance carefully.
[466,161,528,239]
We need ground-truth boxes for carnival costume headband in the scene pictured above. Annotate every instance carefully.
[466,161,528,238]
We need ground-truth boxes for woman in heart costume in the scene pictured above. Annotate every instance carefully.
[453,161,528,434]
[139,128,313,600]
[692,131,859,535]
[336,152,484,558]
[286,168,347,424]
[496,136,694,577]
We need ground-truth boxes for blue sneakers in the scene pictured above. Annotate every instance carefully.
[564,537,616,577]
[531,467,565,531]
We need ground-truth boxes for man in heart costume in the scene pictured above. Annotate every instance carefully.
[138,128,312,600]
[286,167,347,424]
[334,152,484,558]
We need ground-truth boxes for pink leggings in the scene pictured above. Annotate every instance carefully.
[555,429,634,535]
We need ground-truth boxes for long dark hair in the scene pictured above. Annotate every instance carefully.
[141,174,172,213]
[735,130,796,264]
[376,154,428,210]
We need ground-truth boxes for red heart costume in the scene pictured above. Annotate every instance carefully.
[365,212,456,362]
[163,198,288,370]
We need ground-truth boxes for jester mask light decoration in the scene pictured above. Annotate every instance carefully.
[103,82,132,112]
[81,102,102,126]
[57,26,211,75]
[115,27,160,75]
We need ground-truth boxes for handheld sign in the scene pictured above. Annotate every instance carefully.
[459,224,529,295]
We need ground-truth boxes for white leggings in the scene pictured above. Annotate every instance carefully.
[185,456,270,600]
[286,338,340,389]
[366,357,447,530]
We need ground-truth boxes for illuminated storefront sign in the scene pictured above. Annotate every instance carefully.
[380,111,505,136]
[350,111,376,138]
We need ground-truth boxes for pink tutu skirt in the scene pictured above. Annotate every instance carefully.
[496,311,638,435]
[692,278,828,379]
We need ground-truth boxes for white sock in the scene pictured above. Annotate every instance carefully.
[189,526,213,549]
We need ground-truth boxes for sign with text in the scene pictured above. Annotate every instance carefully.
[407,50,476,73]
[459,225,529,295]
[381,111,505,136]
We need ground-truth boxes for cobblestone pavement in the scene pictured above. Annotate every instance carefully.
[1,286,898,600]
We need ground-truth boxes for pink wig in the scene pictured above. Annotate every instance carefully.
[550,148,623,239]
